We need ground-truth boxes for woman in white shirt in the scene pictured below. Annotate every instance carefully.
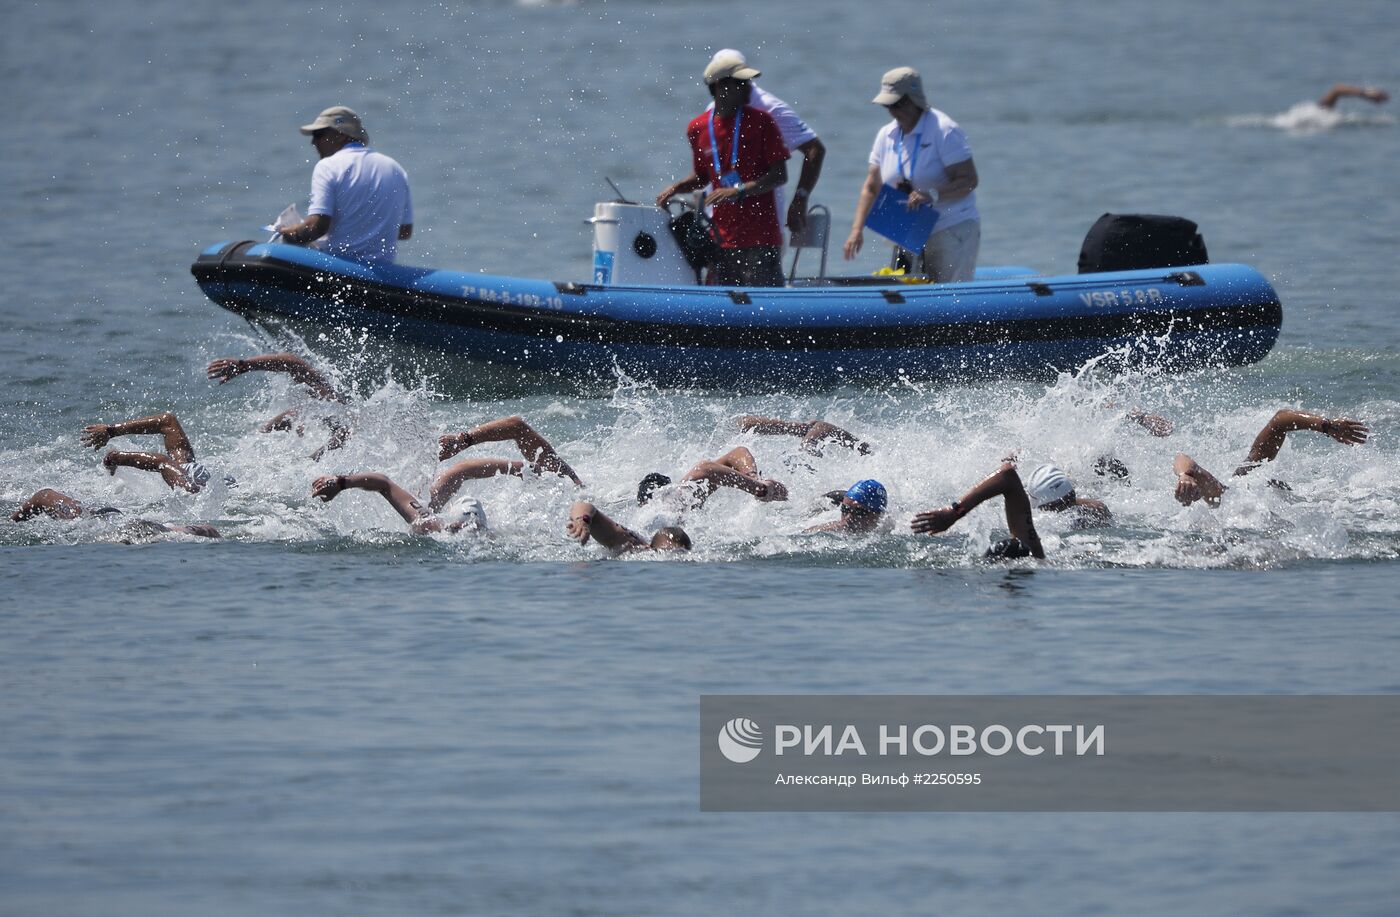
[842,67,981,283]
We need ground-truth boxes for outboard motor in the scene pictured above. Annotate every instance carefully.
[667,207,720,283]
[587,202,695,285]
[1078,213,1209,273]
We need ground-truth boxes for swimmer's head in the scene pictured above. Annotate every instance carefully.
[650,526,692,552]
[844,479,887,514]
[1026,464,1075,509]
[838,480,886,531]
[442,495,489,533]
[1094,456,1130,481]
[637,472,673,505]
[983,537,1034,561]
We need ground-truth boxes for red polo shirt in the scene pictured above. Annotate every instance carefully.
[686,105,790,249]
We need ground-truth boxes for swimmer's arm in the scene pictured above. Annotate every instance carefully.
[1237,409,1369,474]
[739,415,811,436]
[439,416,582,485]
[167,524,221,539]
[739,416,872,454]
[207,353,345,402]
[1317,84,1389,109]
[567,501,646,553]
[912,462,1015,535]
[11,488,84,522]
[1174,453,1225,506]
[428,458,524,512]
[261,409,299,434]
[802,420,870,454]
[1103,401,1174,437]
[912,461,1044,557]
[312,473,433,528]
[1127,410,1174,437]
[309,418,352,462]
[682,463,788,501]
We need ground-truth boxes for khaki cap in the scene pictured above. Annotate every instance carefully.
[299,106,369,142]
[871,67,928,109]
[704,49,761,85]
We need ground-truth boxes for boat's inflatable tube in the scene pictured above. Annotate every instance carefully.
[191,242,1281,386]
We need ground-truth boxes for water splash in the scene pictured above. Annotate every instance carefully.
[1225,102,1396,134]
[3,341,1396,569]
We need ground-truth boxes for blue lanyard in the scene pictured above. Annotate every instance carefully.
[708,107,743,177]
[893,126,921,183]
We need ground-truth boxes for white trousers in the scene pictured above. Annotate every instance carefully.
[921,219,981,283]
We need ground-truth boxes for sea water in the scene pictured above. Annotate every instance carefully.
[3,0,1400,913]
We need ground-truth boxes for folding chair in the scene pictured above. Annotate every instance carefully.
[787,203,831,281]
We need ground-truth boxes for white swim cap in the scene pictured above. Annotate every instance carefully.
[442,495,488,532]
[1025,464,1074,507]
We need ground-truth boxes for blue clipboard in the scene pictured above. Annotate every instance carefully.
[864,184,939,252]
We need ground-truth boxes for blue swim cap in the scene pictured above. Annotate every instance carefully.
[845,479,887,514]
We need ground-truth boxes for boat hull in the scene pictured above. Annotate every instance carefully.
[191,241,1282,386]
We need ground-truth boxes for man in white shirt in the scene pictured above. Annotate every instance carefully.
[279,106,414,265]
[704,49,826,236]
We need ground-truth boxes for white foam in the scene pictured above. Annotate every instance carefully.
[1226,102,1396,134]
[4,346,1398,568]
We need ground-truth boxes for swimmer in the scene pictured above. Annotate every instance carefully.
[315,419,581,534]
[737,416,873,455]
[911,461,1045,560]
[10,488,219,537]
[566,501,691,555]
[638,446,788,509]
[1173,409,1368,507]
[999,451,1111,525]
[1023,463,1112,527]
[207,352,350,460]
[311,463,501,534]
[1317,84,1389,109]
[438,415,582,486]
[81,411,232,493]
[805,479,888,534]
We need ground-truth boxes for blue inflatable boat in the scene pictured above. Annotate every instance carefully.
[191,240,1281,387]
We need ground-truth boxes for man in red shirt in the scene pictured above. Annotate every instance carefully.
[656,51,790,287]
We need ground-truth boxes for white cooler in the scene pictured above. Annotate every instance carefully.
[587,202,695,286]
